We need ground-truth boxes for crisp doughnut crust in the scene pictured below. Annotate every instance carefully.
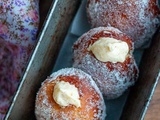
[87,0,160,48]
[35,68,106,120]
[73,27,139,99]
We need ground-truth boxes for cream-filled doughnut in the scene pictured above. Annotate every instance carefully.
[86,0,160,48]
[73,27,139,99]
[35,68,106,120]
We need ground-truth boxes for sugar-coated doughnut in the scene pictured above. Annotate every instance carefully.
[73,27,139,99]
[86,0,160,48]
[35,68,106,120]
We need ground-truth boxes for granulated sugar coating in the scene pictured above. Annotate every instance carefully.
[35,68,106,120]
[86,0,160,48]
[73,27,139,99]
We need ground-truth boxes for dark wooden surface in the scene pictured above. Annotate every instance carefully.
[144,77,160,120]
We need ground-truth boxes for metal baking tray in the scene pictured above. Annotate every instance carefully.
[5,0,160,120]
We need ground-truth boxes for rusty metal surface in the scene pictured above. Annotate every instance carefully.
[5,0,80,119]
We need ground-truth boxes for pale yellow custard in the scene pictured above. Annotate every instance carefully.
[53,81,81,108]
[87,37,129,63]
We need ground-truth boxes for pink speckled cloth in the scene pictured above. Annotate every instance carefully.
[0,0,39,119]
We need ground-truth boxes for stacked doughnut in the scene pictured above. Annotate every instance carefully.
[73,27,139,99]
[35,27,138,120]
[86,0,160,48]
[35,68,106,120]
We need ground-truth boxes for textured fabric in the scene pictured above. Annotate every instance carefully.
[0,0,39,119]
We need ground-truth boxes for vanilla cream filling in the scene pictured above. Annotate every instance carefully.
[87,37,129,63]
[53,81,81,108]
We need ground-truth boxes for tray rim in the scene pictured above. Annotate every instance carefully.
[5,0,81,119]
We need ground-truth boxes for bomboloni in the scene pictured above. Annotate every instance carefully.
[86,0,160,48]
[35,68,106,120]
[73,27,139,99]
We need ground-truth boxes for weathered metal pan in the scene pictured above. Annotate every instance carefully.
[5,0,160,120]
[5,0,80,119]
